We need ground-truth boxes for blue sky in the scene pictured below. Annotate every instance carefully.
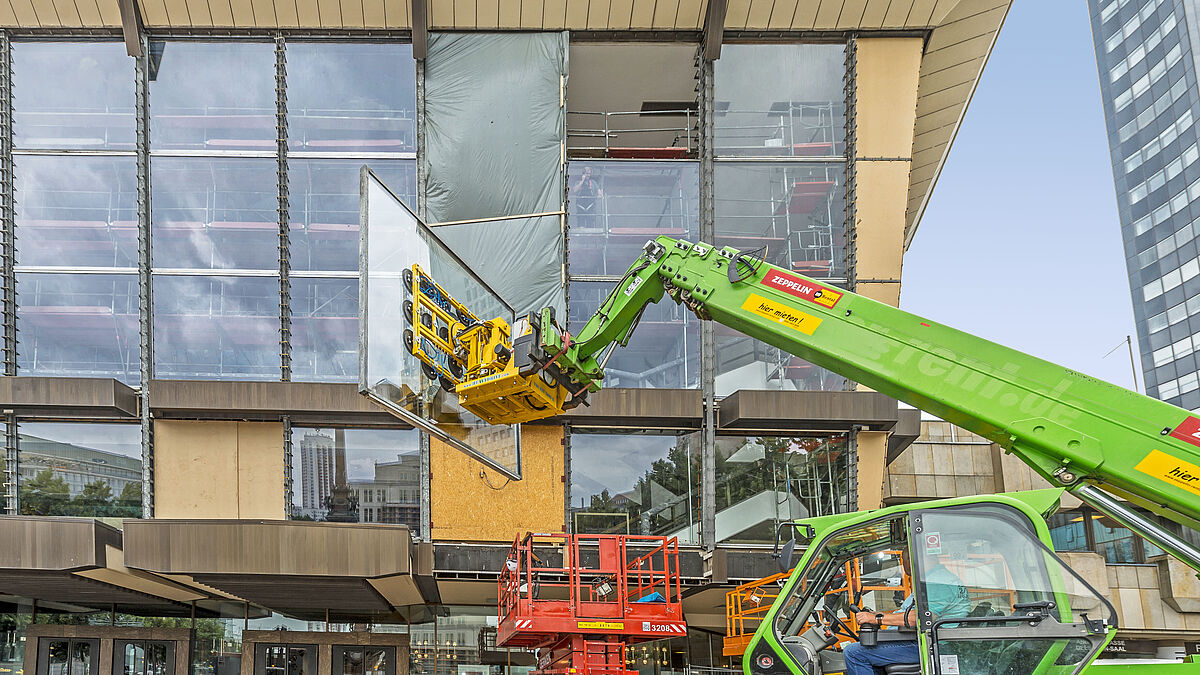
[901,1,1145,391]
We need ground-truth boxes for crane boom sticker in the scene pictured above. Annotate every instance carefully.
[760,269,842,308]
[742,294,822,335]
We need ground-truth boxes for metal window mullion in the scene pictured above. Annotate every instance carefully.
[843,36,858,295]
[277,36,291,382]
[1,32,15,378]
[283,415,292,517]
[698,51,717,552]
[415,55,431,543]
[4,413,15,514]
[136,36,154,518]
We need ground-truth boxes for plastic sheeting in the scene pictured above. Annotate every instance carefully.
[423,32,567,317]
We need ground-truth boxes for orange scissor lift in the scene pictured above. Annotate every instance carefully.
[497,533,686,675]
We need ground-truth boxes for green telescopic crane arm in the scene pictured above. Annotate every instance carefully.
[536,236,1200,571]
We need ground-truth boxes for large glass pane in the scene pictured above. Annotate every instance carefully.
[17,272,139,383]
[18,421,142,517]
[291,277,357,383]
[15,155,137,267]
[153,275,280,379]
[151,157,278,270]
[714,434,850,544]
[567,161,699,277]
[715,162,845,279]
[289,427,419,528]
[286,43,416,154]
[713,43,846,157]
[70,642,91,675]
[361,170,520,475]
[1091,515,1140,563]
[569,431,699,542]
[363,649,387,675]
[568,281,698,389]
[124,643,144,675]
[149,41,276,151]
[13,42,134,150]
[289,159,416,272]
[48,641,69,675]
[715,328,846,395]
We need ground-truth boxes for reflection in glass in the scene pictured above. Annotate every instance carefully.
[151,157,279,270]
[713,434,850,544]
[569,431,698,542]
[713,44,846,157]
[48,641,69,675]
[714,162,845,279]
[149,41,276,150]
[291,278,357,382]
[15,155,137,267]
[363,649,386,675]
[17,273,139,383]
[17,422,142,517]
[289,159,416,272]
[567,161,699,277]
[286,647,309,675]
[124,644,144,675]
[289,427,419,528]
[568,282,697,389]
[361,171,520,474]
[715,328,845,395]
[153,275,280,379]
[286,43,417,153]
[71,641,91,675]
[13,42,134,150]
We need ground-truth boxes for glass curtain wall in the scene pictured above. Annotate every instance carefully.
[567,161,700,389]
[568,429,700,542]
[149,41,280,379]
[13,42,139,383]
[286,43,416,382]
[712,44,848,394]
[288,426,419,527]
[16,422,142,517]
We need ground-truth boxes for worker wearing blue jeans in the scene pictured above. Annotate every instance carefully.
[843,562,971,675]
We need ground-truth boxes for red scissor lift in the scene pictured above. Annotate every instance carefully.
[497,533,685,675]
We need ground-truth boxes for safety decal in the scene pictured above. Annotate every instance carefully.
[1136,449,1200,497]
[641,622,687,634]
[578,621,624,630]
[939,655,960,675]
[760,269,842,308]
[923,532,942,555]
[1168,415,1200,448]
[742,294,822,335]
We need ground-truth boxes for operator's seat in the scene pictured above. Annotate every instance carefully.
[883,664,922,675]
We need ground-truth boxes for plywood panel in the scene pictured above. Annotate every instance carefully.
[651,0,678,28]
[236,421,287,520]
[788,0,816,28]
[812,0,841,28]
[835,0,865,27]
[154,420,241,519]
[856,430,888,510]
[430,425,565,542]
[478,0,500,27]
[854,161,909,281]
[723,0,748,28]
[743,0,771,28]
[585,0,608,28]
[855,38,922,158]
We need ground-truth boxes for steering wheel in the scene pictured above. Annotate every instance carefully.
[809,609,858,647]
[825,610,859,641]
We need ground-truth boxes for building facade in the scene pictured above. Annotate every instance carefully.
[12,2,1184,675]
[1088,0,1200,408]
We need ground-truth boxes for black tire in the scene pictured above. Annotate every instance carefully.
[403,300,414,323]
[403,329,415,354]
[402,268,413,290]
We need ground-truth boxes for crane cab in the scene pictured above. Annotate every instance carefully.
[744,491,1117,675]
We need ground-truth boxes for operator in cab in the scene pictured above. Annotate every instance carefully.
[842,552,971,675]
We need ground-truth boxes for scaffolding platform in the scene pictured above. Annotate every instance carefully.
[497,533,685,675]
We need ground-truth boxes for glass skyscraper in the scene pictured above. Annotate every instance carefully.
[1090,0,1200,407]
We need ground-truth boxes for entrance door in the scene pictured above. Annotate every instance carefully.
[115,640,176,675]
[254,645,317,675]
[37,639,100,675]
[332,646,395,675]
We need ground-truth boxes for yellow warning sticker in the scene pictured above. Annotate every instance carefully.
[1136,449,1200,497]
[742,293,822,335]
[578,621,624,630]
